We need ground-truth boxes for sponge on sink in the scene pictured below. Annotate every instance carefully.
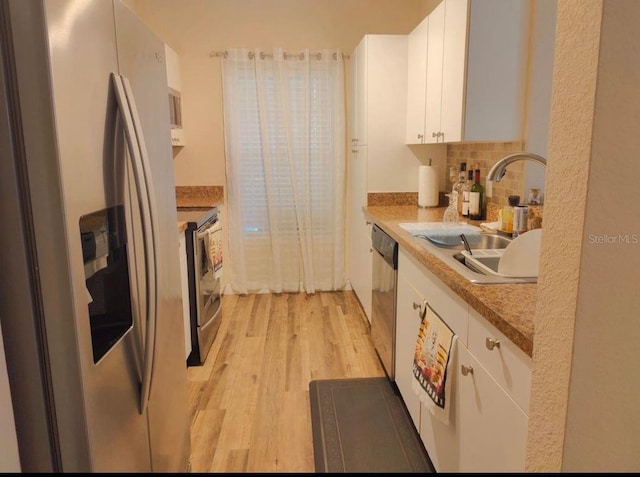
[400,222,482,247]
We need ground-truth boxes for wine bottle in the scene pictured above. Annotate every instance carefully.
[461,168,473,217]
[453,162,467,214]
[469,168,484,220]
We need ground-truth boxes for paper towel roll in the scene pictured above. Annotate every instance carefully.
[418,165,439,207]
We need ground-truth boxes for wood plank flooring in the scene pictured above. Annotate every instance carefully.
[186,291,385,472]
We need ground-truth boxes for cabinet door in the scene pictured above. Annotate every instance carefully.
[348,42,359,149]
[424,0,445,143]
[355,37,368,147]
[440,0,469,143]
[419,321,462,473]
[405,16,428,144]
[399,248,468,343]
[395,274,424,431]
[457,343,528,472]
[349,212,372,322]
[463,0,528,141]
[467,308,532,412]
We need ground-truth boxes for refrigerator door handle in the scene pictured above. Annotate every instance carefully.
[111,73,159,415]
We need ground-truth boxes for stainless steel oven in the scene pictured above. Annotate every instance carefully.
[178,207,223,366]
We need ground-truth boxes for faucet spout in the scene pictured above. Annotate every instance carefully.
[486,152,547,182]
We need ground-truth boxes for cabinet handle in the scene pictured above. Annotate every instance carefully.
[485,338,501,351]
[413,301,427,321]
[461,364,474,376]
[432,132,437,138]
[417,133,423,140]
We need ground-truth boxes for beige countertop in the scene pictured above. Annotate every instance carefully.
[364,205,536,357]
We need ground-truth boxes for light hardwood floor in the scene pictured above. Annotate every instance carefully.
[187,291,384,472]
[186,291,385,472]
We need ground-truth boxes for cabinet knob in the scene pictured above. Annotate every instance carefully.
[417,133,423,140]
[432,132,437,138]
[485,338,501,351]
[461,364,474,376]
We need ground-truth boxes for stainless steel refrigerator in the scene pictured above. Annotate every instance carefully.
[0,0,191,472]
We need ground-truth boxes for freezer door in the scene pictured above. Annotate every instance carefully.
[39,0,153,471]
[3,0,189,471]
[114,1,191,472]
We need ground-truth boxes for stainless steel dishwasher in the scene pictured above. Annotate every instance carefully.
[370,224,398,380]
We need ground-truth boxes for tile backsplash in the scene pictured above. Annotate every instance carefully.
[446,141,525,207]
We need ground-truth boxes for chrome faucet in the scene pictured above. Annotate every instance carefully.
[486,152,547,182]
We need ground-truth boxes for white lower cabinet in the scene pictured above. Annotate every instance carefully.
[396,246,531,472]
[395,273,423,430]
[456,342,528,472]
[419,343,461,472]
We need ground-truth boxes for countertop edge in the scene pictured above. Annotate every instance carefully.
[363,205,535,357]
[176,201,223,234]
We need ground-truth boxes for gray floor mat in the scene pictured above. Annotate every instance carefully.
[309,377,435,473]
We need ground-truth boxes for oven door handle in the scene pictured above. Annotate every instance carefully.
[112,73,159,415]
[200,294,222,329]
[196,219,221,240]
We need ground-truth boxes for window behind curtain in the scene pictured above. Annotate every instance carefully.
[222,48,346,294]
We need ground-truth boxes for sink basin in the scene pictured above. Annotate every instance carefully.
[400,222,511,250]
[425,233,512,251]
[407,230,537,284]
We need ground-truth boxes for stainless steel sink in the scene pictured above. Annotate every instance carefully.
[417,233,512,251]
[408,232,537,284]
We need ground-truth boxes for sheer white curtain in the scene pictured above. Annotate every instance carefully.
[222,48,346,294]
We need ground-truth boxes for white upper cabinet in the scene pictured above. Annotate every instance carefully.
[406,0,530,144]
[424,2,445,143]
[164,43,185,147]
[405,15,429,144]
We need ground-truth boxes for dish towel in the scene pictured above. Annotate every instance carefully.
[412,301,457,425]
[400,222,481,247]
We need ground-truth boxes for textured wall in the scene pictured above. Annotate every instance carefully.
[526,0,601,470]
[529,0,640,471]
[562,0,640,470]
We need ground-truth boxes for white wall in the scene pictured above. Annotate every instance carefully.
[523,0,557,201]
